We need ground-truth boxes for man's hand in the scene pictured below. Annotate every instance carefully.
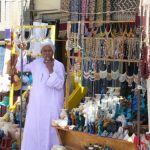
[45,61,54,74]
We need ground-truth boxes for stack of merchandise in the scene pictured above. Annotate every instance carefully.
[53,88,150,148]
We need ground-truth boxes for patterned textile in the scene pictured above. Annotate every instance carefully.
[70,0,81,21]
[95,0,103,22]
[106,0,111,21]
[139,4,150,79]
[103,0,106,20]
[61,0,70,11]
[88,0,96,21]
[103,0,111,21]
[81,0,87,21]
[111,0,139,20]
[59,0,70,38]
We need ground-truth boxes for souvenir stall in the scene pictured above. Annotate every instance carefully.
[52,0,150,150]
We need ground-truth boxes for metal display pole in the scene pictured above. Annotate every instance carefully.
[137,0,143,148]
[19,45,23,150]
[19,0,24,149]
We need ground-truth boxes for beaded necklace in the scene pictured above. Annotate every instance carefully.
[106,0,111,21]
[133,63,138,84]
[105,24,112,39]
[123,24,128,37]
[126,63,134,87]
[119,23,124,37]
[119,60,126,83]
[81,0,87,21]
[99,25,106,38]
[94,61,100,81]
[99,40,106,58]
[106,61,112,81]
[111,69,119,80]
[22,28,32,43]
[99,61,107,79]
[123,39,129,59]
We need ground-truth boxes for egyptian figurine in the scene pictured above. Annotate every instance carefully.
[67,110,72,126]
[70,111,76,125]
[114,103,121,119]
[88,122,95,134]
[78,113,85,131]
[75,111,80,130]
[98,119,103,136]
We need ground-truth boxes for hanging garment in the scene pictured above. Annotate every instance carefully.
[3,48,11,75]
[95,0,103,22]
[5,29,11,41]
[0,46,5,75]
[16,54,65,150]
[70,0,80,21]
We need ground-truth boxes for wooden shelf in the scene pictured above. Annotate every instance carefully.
[67,37,138,40]
[54,126,136,150]
[68,20,135,24]
[68,56,140,63]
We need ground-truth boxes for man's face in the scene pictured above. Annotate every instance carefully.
[41,45,53,61]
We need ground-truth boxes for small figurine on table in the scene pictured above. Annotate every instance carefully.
[78,112,85,131]
[75,111,80,130]
[98,119,103,136]
[67,110,72,125]
[88,122,95,134]
[70,111,76,125]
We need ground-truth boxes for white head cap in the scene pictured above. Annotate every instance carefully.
[40,39,55,52]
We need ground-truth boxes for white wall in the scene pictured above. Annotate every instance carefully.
[0,0,22,30]
[142,0,150,5]
[34,0,61,12]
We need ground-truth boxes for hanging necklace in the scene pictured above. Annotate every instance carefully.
[126,63,134,87]
[99,62,107,79]
[99,40,106,58]
[133,63,138,84]
[111,69,119,80]
[129,23,135,38]
[105,24,111,39]
[99,25,106,38]
[107,61,112,81]
[110,23,115,38]
[118,60,126,83]
[123,24,128,37]
[126,23,131,38]
[22,28,33,43]
[119,23,124,37]
[94,60,100,81]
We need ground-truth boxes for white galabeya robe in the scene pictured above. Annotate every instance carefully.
[16,55,65,150]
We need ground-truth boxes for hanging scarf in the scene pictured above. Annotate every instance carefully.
[95,0,103,25]
[59,0,70,38]
[0,46,5,75]
[88,0,96,22]
[70,0,80,21]
[81,0,87,21]
[140,5,150,80]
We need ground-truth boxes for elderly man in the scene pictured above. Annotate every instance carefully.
[16,39,65,150]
